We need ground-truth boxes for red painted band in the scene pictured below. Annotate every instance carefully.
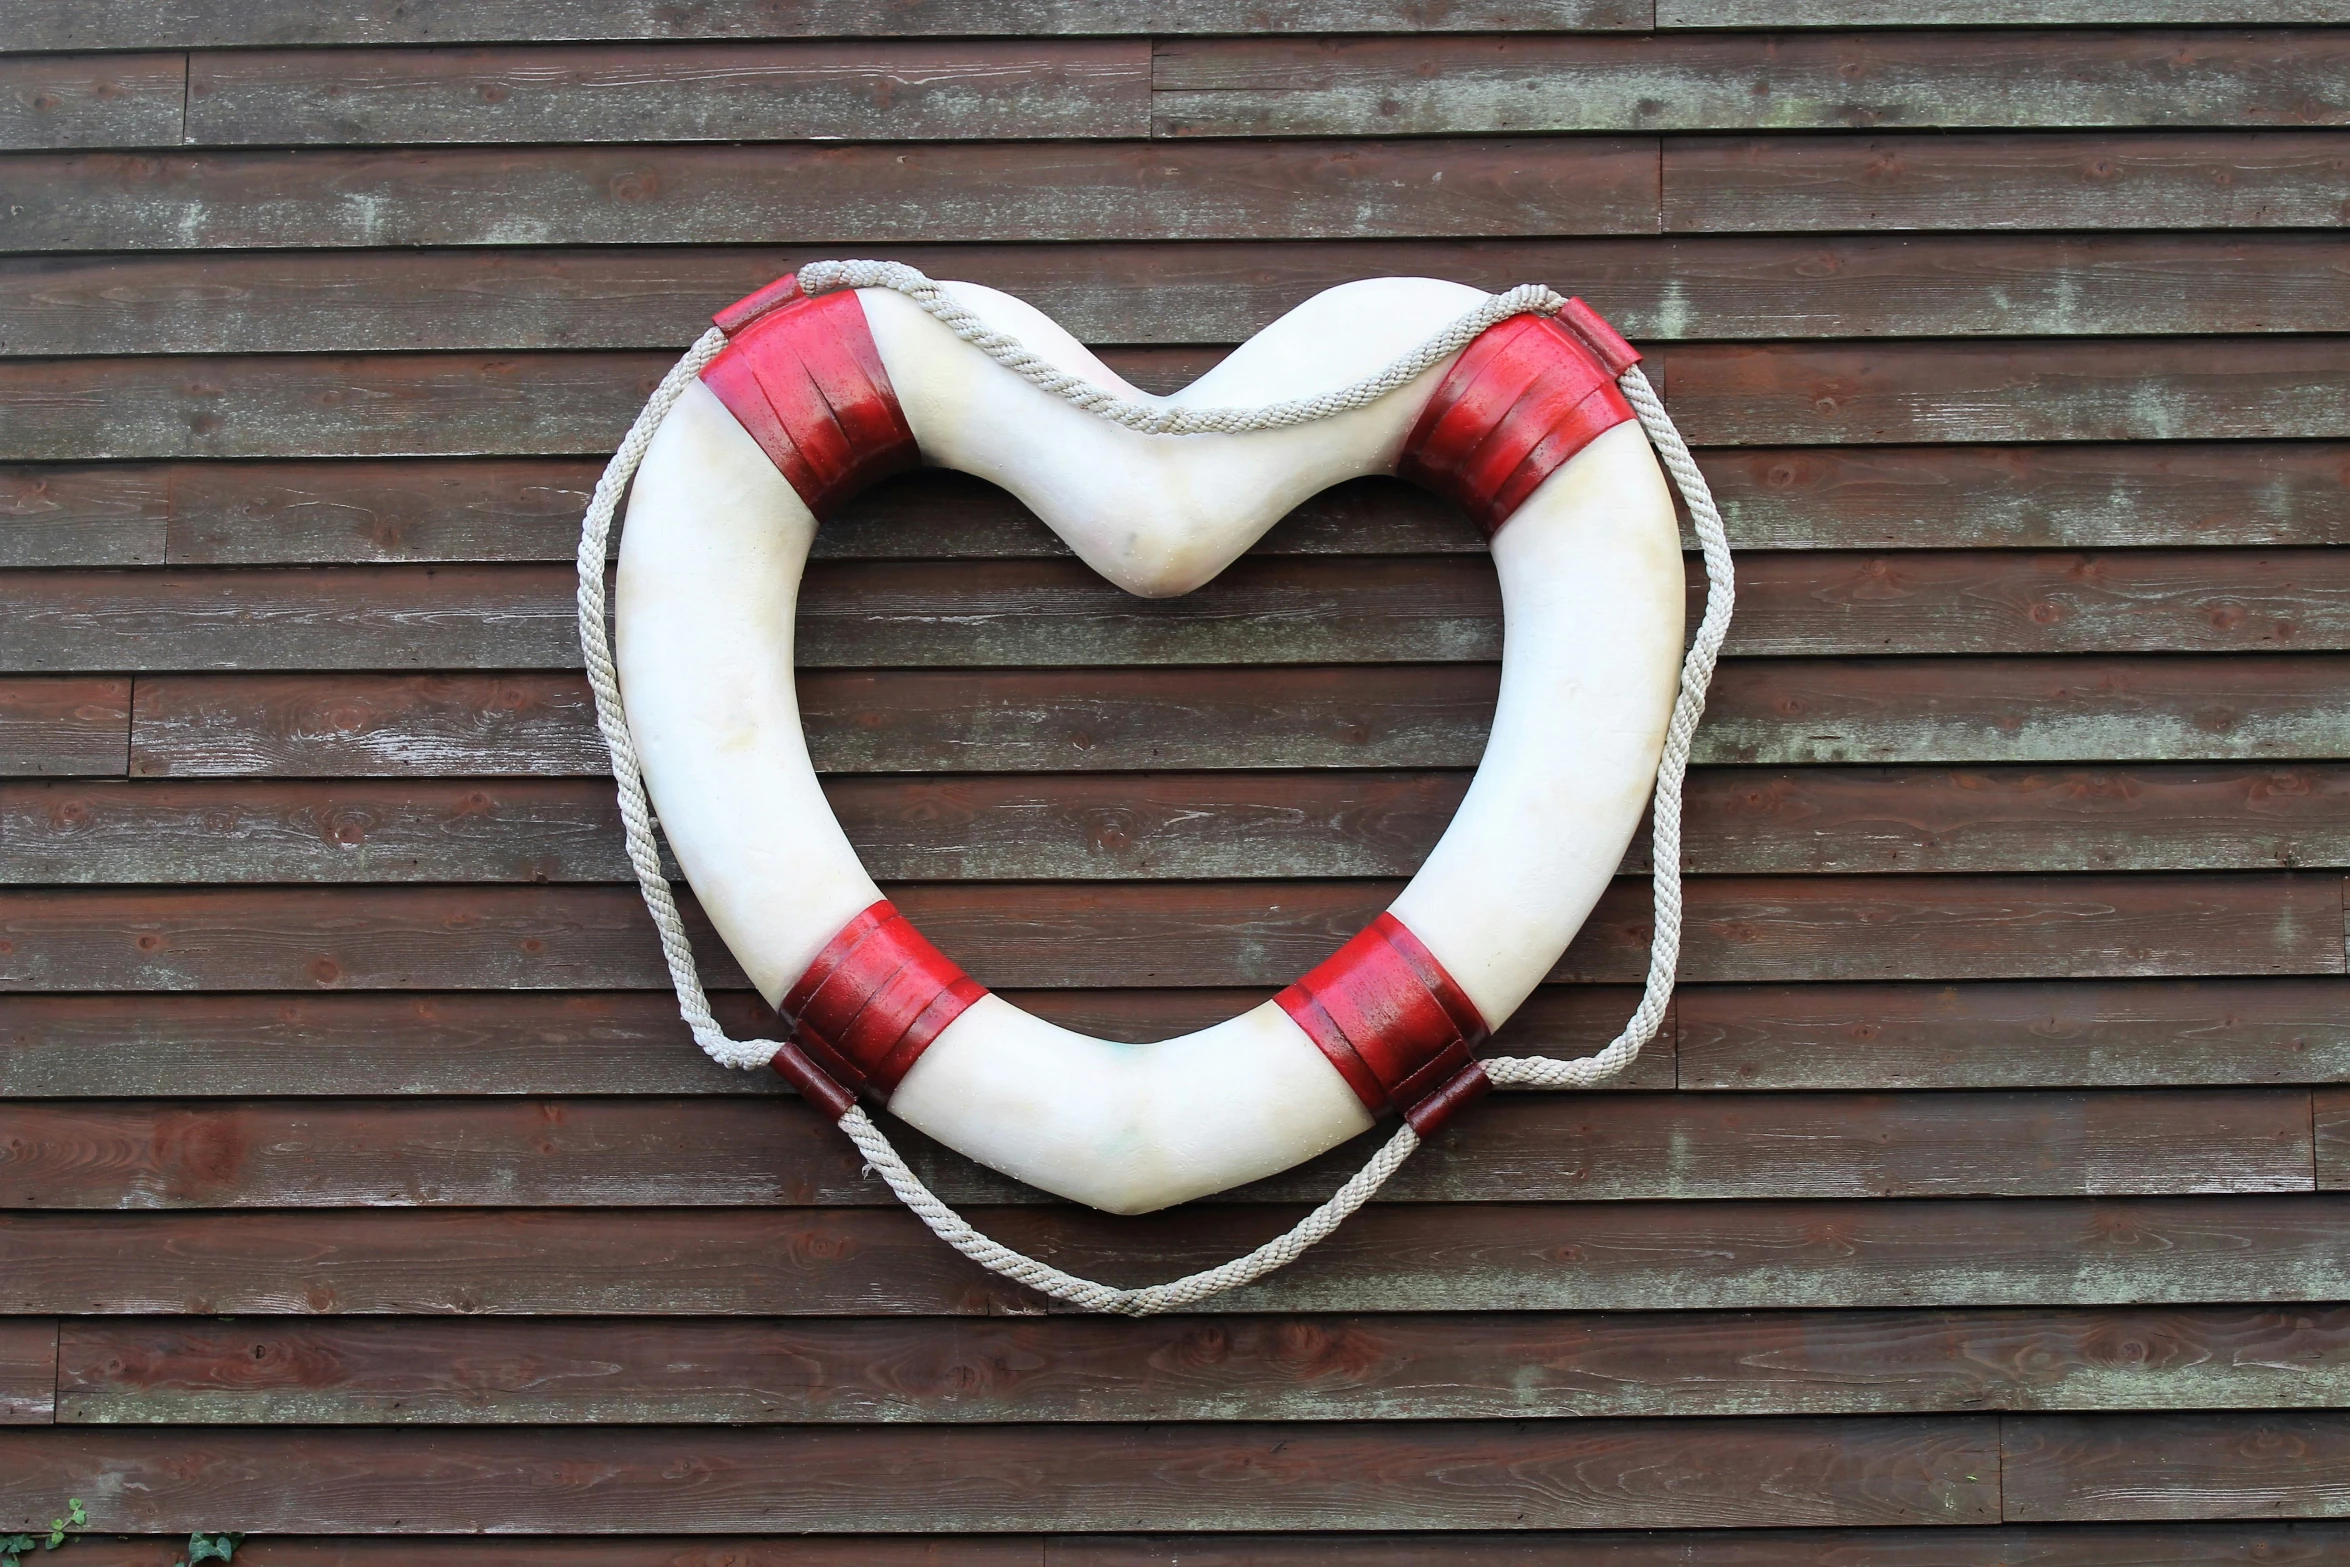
[702,283,919,519]
[1276,912,1491,1127]
[780,899,988,1103]
[1397,308,1635,538]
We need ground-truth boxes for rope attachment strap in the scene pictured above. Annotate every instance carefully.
[577,263,1737,1314]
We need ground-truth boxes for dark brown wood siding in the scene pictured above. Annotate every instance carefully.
[2,4,2347,1560]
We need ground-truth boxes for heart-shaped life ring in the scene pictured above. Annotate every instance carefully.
[612,271,1688,1217]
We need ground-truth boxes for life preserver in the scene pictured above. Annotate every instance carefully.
[614,273,1684,1215]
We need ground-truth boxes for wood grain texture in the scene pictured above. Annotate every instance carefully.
[2314,1088,2350,1190]
[187,41,1151,145]
[1663,132,2350,231]
[1662,1,2350,22]
[0,141,1661,255]
[9,442,2345,571]
[1661,338,2350,446]
[121,657,2350,779]
[13,764,2350,885]
[0,985,1671,1098]
[0,873,2333,992]
[0,53,183,150]
[2003,1414,2350,1520]
[18,550,2350,673]
[1,1089,2311,1209]
[1,0,1655,51]
[0,1319,54,1424]
[21,1525,2350,1567]
[1681,978,2350,1089]
[6,1197,2350,1314]
[8,235,2342,356]
[1156,32,2350,137]
[0,1419,2000,1533]
[53,1306,2350,1425]
[0,676,128,776]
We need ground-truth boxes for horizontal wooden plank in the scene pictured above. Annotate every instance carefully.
[0,1319,53,1424]
[16,1525,2350,1567]
[0,986,1669,1099]
[1681,977,2350,1089]
[55,1305,2350,1425]
[0,140,1661,255]
[11,441,2344,571]
[1664,131,2350,231]
[2004,1413,2350,1520]
[6,1196,2349,1314]
[0,676,127,776]
[0,1418,1998,1533]
[3,1088,2311,1210]
[2,0,1653,51]
[1157,32,2350,137]
[1662,1,2350,22]
[2317,1086,2350,1189]
[122,656,2350,778]
[1666,338,2350,446]
[0,53,182,151]
[19,549,2350,672]
[189,41,1150,145]
[0,873,2333,992]
[11,235,2343,357]
[8,338,2340,463]
[14,763,2350,885]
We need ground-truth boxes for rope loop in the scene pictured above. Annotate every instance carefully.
[578,264,1735,1312]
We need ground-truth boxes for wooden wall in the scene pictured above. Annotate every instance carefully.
[3,2,2348,1560]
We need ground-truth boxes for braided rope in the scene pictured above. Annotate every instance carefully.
[577,266,1735,1313]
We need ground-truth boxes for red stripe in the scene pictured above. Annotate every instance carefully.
[701,283,919,518]
[1276,912,1493,1133]
[1397,306,1635,538]
[780,899,987,1103]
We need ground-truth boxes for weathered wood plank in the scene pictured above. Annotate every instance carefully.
[1681,978,2350,1089]
[1663,338,2350,446]
[0,463,171,567]
[5,1088,2311,1210]
[1156,33,2350,137]
[0,1319,53,1424]
[0,54,183,151]
[123,656,2350,778]
[1664,132,2350,232]
[0,874,2333,992]
[1662,1,2350,22]
[18,1525,2350,1567]
[0,141,1661,255]
[11,442,2342,571]
[54,1306,2350,1425]
[9,339,2341,463]
[0,1419,1998,1533]
[21,550,2350,672]
[15,764,2350,885]
[6,1197,2349,1314]
[188,41,1150,145]
[3,0,1653,51]
[0,987,1668,1099]
[2003,1413,2350,1520]
[0,676,128,776]
[10,235,2342,356]
[2315,1087,2350,1189]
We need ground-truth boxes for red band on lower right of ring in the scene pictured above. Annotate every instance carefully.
[1275,913,1492,1129]
[779,900,987,1105]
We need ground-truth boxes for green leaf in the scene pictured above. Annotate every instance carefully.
[65,1505,83,1529]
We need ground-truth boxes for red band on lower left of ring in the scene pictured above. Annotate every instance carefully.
[1275,912,1493,1133]
[778,899,987,1106]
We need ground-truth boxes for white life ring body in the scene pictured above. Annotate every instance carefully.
[616,275,1684,1215]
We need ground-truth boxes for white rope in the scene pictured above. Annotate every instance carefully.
[577,265,1735,1313]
